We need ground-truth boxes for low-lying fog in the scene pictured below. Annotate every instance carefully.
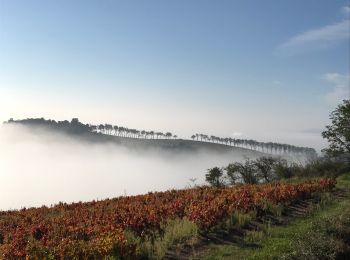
[0,125,255,210]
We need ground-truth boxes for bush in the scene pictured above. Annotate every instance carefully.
[124,218,198,259]
[207,156,344,187]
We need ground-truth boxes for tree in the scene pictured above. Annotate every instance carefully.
[226,159,258,184]
[90,125,97,132]
[322,99,350,159]
[254,157,277,182]
[205,167,225,187]
[104,124,113,135]
[71,118,79,124]
[191,135,196,140]
[113,126,119,135]
[98,124,105,133]
[273,158,294,179]
[225,164,240,185]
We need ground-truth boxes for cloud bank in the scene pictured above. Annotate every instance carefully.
[0,125,254,210]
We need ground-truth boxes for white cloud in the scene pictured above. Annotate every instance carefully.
[323,73,350,106]
[277,19,349,55]
[342,4,350,15]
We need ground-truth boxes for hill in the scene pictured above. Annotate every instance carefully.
[3,118,316,160]
[3,118,267,158]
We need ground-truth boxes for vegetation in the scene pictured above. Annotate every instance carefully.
[0,178,334,258]
[124,218,198,259]
[226,159,259,185]
[322,99,350,160]
[206,156,345,187]
[4,117,317,158]
[2,100,348,259]
[190,133,317,159]
[5,117,177,140]
[205,167,225,188]
[204,172,350,260]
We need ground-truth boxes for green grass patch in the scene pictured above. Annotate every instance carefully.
[204,172,350,260]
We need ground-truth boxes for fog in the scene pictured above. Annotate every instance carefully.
[0,125,252,210]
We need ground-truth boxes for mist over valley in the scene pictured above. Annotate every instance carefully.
[0,122,265,210]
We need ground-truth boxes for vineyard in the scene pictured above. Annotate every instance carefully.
[0,178,335,259]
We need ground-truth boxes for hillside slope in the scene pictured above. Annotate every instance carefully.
[4,120,267,158]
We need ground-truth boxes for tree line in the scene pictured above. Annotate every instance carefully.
[4,117,315,157]
[90,124,177,139]
[191,133,317,159]
[205,156,343,188]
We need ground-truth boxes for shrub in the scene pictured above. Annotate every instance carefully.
[124,218,198,259]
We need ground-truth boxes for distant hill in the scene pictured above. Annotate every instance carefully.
[3,118,316,160]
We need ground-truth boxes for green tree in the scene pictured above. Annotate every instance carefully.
[226,159,258,185]
[273,158,294,179]
[322,99,350,159]
[254,156,277,182]
[205,167,225,187]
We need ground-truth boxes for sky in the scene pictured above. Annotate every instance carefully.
[0,0,349,151]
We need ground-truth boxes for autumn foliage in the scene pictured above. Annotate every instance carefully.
[0,178,335,259]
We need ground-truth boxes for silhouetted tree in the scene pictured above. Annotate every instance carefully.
[98,124,105,133]
[205,167,225,187]
[113,126,119,135]
[104,124,113,135]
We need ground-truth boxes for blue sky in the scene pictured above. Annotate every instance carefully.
[0,0,349,151]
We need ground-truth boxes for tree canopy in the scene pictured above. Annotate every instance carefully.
[205,167,225,188]
[322,99,350,159]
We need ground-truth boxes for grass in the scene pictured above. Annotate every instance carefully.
[124,217,198,259]
[203,172,350,260]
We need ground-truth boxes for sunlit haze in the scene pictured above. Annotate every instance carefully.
[1,1,349,151]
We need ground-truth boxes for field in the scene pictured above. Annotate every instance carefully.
[0,178,335,259]
[204,172,350,259]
